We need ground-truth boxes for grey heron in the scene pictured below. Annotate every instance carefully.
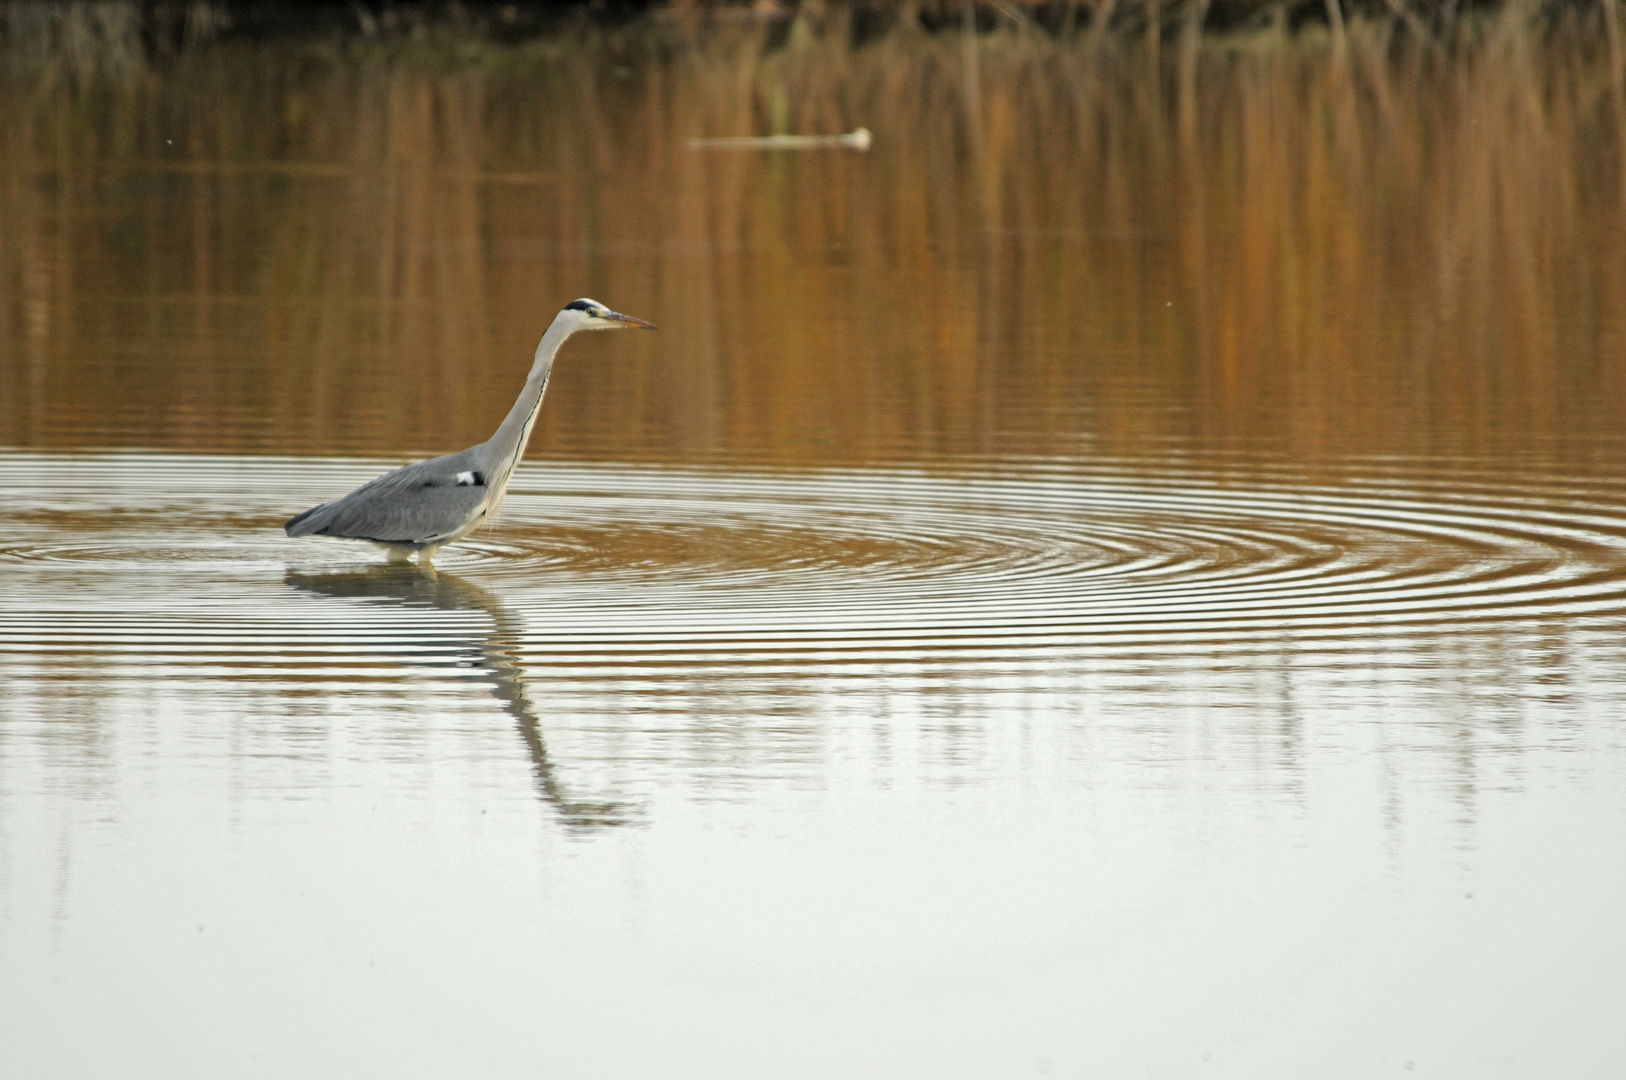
[285,298,656,563]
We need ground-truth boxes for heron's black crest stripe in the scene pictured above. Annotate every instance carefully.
[565,299,597,312]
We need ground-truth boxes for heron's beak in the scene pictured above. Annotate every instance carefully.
[605,310,658,330]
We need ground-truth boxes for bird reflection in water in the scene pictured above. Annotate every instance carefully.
[284,564,629,832]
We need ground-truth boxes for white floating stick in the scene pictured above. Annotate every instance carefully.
[687,127,873,151]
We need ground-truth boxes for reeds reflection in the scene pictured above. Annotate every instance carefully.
[1,10,1621,469]
[284,564,631,832]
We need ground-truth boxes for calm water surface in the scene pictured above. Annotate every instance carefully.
[3,16,1626,1079]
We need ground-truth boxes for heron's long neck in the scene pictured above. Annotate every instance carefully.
[485,316,574,489]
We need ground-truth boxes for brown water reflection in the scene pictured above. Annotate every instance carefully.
[2,13,1622,468]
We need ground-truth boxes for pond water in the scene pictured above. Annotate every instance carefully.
[3,14,1626,1079]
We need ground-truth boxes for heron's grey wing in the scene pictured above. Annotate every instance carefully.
[285,456,491,545]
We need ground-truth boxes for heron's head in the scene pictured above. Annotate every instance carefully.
[562,298,658,332]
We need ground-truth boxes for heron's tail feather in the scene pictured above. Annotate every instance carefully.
[284,502,336,537]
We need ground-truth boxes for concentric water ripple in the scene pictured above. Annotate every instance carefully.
[4,451,1626,666]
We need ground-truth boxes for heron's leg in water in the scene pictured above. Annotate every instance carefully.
[385,545,414,563]
[418,544,440,566]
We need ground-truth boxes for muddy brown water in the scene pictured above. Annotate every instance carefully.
[2,18,1625,1079]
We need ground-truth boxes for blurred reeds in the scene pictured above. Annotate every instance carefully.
[0,1,1623,467]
